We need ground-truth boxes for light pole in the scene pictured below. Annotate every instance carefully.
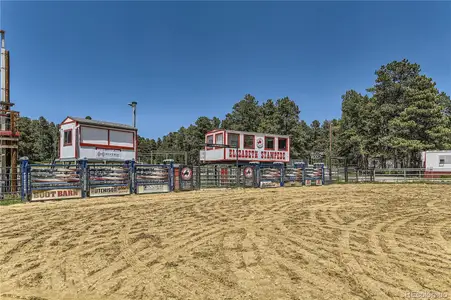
[128,101,137,128]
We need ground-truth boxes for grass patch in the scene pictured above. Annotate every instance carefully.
[0,199,23,206]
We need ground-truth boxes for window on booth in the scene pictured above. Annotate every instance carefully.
[265,137,274,150]
[216,133,223,145]
[278,138,287,150]
[228,133,240,148]
[439,155,451,166]
[206,135,214,150]
[244,135,254,149]
[64,130,72,146]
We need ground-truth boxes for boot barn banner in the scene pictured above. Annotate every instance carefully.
[226,149,289,162]
[31,189,81,201]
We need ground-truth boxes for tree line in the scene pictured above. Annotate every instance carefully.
[17,59,451,167]
[17,117,59,163]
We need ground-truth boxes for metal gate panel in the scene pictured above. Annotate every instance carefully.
[259,166,282,188]
[179,165,195,191]
[198,165,242,188]
[135,164,170,194]
[88,163,130,197]
[284,166,303,187]
[303,163,325,186]
[29,163,83,201]
[242,166,257,188]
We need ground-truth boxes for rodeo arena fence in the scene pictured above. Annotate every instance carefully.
[9,158,451,203]
[15,158,326,202]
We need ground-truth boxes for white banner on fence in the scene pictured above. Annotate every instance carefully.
[137,184,169,194]
[89,186,129,197]
[260,181,280,188]
[31,189,81,201]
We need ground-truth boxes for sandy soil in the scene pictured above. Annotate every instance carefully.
[0,184,450,300]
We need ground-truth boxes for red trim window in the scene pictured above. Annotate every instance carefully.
[206,134,214,150]
[278,138,287,151]
[215,133,224,145]
[228,133,240,148]
[244,134,255,149]
[63,129,73,146]
[265,136,275,150]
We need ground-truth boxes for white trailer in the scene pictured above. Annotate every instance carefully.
[422,150,451,176]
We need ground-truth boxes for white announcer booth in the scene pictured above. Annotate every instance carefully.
[59,116,137,162]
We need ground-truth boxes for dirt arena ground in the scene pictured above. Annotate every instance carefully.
[0,184,450,300]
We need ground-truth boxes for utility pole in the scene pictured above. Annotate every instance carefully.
[128,101,137,128]
[329,122,333,181]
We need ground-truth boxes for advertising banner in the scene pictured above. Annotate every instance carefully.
[31,189,81,201]
[89,185,130,197]
[260,181,281,188]
[95,148,122,159]
[137,184,169,194]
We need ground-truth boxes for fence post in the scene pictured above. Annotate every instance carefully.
[321,163,325,185]
[236,166,240,187]
[19,157,29,202]
[163,159,174,192]
[404,169,407,181]
[169,161,174,192]
[129,159,136,194]
[344,158,349,183]
[196,166,201,190]
[279,164,285,187]
[255,164,261,188]
[300,162,306,185]
[79,158,88,198]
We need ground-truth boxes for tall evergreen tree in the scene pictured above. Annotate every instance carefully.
[222,94,261,131]
[388,75,451,165]
[257,99,278,134]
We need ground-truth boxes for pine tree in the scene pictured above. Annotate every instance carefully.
[389,75,451,165]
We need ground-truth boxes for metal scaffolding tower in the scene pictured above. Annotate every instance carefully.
[0,30,20,197]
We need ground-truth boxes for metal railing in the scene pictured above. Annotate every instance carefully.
[198,165,241,188]
[328,167,451,183]
[0,165,21,200]
[373,168,451,183]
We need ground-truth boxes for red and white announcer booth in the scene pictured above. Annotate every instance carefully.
[200,129,290,164]
[59,116,137,162]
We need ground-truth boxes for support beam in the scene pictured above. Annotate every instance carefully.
[11,148,17,192]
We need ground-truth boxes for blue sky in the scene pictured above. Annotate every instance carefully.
[1,1,450,139]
